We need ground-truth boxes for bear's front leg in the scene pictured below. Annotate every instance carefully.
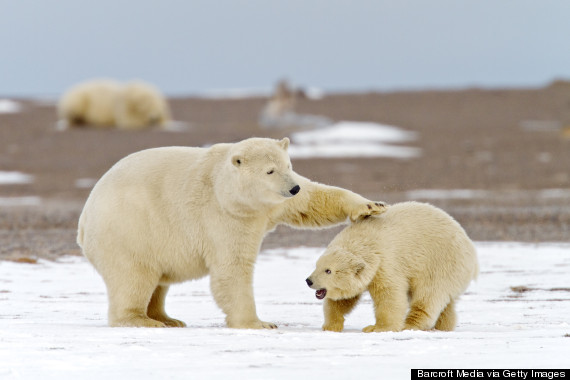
[364,277,408,333]
[322,295,361,332]
[209,262,277,330]
[277,180,387,228]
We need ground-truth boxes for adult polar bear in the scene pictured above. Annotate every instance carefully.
[78,137,386,329]
[58,79,171,130]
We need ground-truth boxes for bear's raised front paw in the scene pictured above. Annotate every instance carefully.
[350,201,388,222]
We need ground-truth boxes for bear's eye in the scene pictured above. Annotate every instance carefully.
[325,269,331,274]
[267,169,274,175]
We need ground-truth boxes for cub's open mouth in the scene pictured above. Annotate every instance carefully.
[315,288,327,299]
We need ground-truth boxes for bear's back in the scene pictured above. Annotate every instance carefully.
[79,145,224,239]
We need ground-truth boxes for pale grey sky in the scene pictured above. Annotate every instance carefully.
[1,0,569,96]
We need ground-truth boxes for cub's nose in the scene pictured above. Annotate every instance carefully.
[290,185,300,195]
[306,278,313,287]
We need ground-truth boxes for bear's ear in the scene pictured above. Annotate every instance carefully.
[232,155,242,167]
[354,262,366,276]
[279,137,290,151]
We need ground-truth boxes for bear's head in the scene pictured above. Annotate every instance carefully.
[306,244,379,301]
[226,137,300,208]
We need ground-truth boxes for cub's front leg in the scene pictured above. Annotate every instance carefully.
[322,295,361,332]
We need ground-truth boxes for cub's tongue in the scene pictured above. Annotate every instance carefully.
[315,289,327,300]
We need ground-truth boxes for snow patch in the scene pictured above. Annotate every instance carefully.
[0,99,22,114]
[405,188,570,200]
[406,189,490,200]
[74,178,98,189]
[288,121,421,159]
[304,87,325,100]
[0,243,568,378]
[538,189,570,199]
[0,171,34,185]
[200,88,271,99]
[0,196,41,206]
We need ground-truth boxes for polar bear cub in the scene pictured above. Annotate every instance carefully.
[306,201,478,332]
[58,79,171,130]
[78,137,386,329]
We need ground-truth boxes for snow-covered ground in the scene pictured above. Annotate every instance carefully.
[0,171,34,186]
[0,99,22,114]
[1,243,569,379]
[288,121,421,159]
[199,86,324,100]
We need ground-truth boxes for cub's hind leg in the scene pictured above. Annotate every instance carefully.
[434,299,457,331]
[404,290,450,331]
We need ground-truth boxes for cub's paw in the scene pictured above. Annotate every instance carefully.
[323,323,344,332]
[350,201,388,222]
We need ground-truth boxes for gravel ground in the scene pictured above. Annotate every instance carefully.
[1,83,569,261]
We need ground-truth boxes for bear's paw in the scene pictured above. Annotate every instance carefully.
[322,322,344,332]
[349,201,388,222]
[362,324,398,333]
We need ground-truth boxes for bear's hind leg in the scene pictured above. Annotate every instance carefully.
[147,285,186,327]
[434,299,457,331]
[404,292,450,331]
[105,270,165,328]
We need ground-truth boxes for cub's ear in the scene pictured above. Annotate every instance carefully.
[279,137,290,151]
[354,262,366,276]
[232,155,242,167]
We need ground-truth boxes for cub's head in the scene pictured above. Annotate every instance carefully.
[229,137,300,206]
[306,247,376,301]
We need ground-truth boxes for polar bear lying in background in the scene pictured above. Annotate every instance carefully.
[306,201,478,332]
[58,79,171,130]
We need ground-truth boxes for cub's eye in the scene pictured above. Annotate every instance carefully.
[325,269,331,274]
[267,169,274,175]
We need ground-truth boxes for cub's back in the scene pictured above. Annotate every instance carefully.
[355,202,477,278]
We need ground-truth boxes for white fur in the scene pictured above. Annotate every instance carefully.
[58,79,170,130]
[307,201,478,332]
[77,137,386,328]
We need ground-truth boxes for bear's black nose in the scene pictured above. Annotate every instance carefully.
[290,185,300,195]
[306,278,313,287]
